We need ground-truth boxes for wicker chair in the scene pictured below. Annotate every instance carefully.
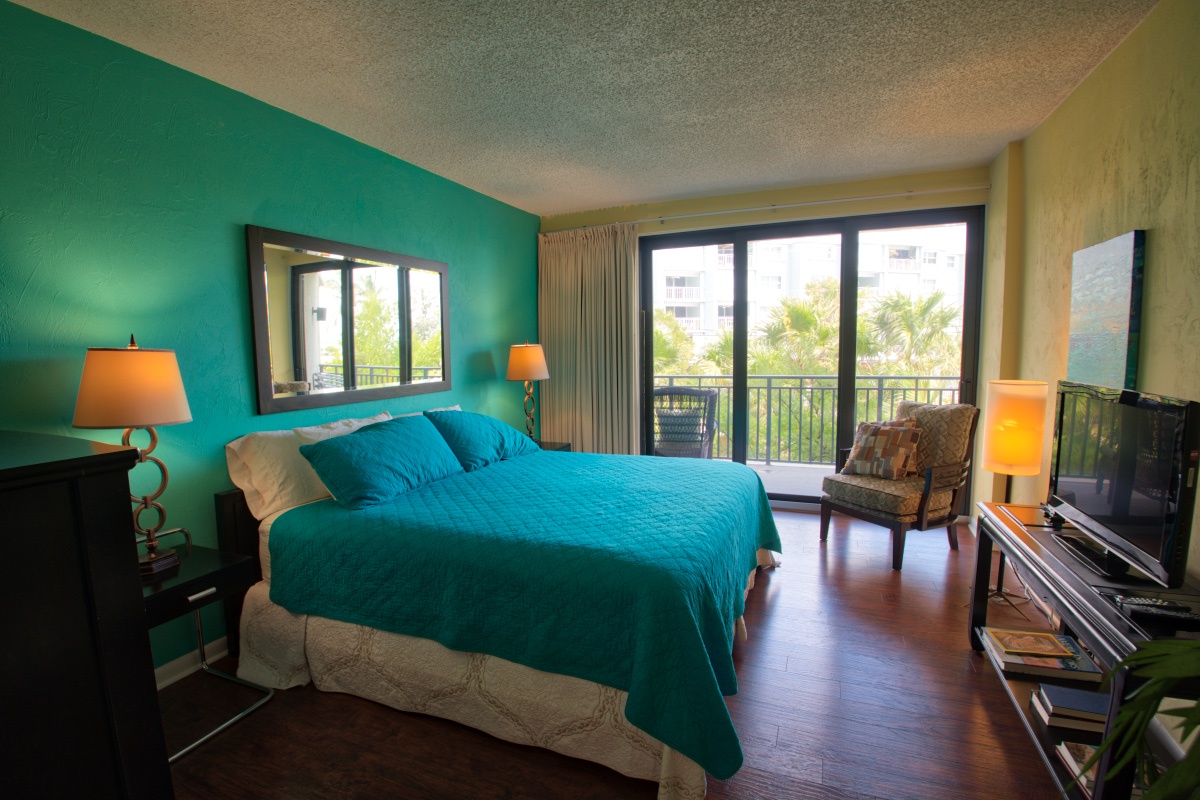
[652,387,718,459]
[819,401,979,570]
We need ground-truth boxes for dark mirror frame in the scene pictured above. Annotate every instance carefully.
[246,225,452,415]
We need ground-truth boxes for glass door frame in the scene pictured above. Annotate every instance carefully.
[639,206,984,502]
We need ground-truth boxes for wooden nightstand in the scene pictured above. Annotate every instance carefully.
[144,544,273,762]
[537,440,572,452]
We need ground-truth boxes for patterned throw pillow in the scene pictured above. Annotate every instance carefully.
[894,401,978,474]
[854,417,920,474]
[842,420,923,480]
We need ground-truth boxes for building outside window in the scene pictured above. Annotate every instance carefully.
[665,274,702,300]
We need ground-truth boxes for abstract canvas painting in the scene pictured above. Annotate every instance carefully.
[1067,230,1144,390]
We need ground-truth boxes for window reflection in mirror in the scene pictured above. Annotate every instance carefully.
[248,226,450,414]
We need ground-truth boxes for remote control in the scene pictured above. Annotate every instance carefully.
[1125,605,1200,631]
[1110,594,1191,611]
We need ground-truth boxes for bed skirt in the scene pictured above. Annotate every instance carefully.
[237,549,778,799]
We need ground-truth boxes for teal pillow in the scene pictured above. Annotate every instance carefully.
[299,415,463,509]
[424,410,540,472]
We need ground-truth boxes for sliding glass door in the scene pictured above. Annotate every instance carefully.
[853,223,972,428]
[649,243,735,457]
[745,233,843,496]
[641,208,983,502]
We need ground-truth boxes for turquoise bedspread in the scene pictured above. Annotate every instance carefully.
[269,451,781,779]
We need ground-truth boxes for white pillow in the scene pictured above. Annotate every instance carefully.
[293,410,391,444]
[226,411,391,519]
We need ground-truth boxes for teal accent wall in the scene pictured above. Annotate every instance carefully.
[0,2,540,666]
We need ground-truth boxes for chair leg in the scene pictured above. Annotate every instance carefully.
[946,522,959,550]
[891,526,907,571]
[819,502,832,541]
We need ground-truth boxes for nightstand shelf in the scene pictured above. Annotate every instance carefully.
[537,440,572,452]
[144,545,273,762]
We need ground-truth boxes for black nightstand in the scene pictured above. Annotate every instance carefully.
[537,440,572,452]
[144,545,272,762]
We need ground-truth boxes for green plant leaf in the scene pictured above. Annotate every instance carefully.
[1077,638,1200,800]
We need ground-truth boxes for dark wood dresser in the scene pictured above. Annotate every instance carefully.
[0,430,173,799]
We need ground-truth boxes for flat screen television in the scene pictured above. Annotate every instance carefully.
[1047,381,1200,588]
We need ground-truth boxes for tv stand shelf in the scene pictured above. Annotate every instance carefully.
[971,502,1200,800]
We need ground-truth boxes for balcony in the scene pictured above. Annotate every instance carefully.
[664,286,703,301]
[314,364,442,388]
[654,373,960,496]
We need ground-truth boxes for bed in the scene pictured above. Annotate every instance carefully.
[217,410,781,800]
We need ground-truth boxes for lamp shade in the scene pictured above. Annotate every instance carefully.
[981,380,1048,477]
[73,344,192,429]
[506,343,549,382]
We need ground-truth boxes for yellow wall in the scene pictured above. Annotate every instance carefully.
[998,0,1200,578]
[971,142,1027,511]
[540,168,989,234]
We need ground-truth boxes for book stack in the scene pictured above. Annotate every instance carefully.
[978,627,1102,682]
[1054,741,1099,798]
[1030,684,1108,733]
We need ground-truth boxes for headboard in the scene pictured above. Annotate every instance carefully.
[214,488,262,657]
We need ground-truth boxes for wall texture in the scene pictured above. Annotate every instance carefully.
[0,1,540,664]
[1000,0,1200,578]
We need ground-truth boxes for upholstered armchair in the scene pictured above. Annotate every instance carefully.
[820,401,979,570]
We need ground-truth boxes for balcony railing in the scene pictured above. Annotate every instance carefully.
[654,373,959,465]
[664,286,702,300]
[315,364,442,388]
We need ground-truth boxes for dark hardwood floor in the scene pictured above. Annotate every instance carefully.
[162,511,1061,799]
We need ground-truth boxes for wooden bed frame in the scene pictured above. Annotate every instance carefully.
[213,488,262,658]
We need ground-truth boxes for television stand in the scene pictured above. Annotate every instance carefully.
[1052,531,1132,581]
[971,502,1200,800]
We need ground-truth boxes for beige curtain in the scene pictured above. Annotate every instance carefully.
[538,224,639,454]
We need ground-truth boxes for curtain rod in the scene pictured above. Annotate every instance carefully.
[549,185,992,231]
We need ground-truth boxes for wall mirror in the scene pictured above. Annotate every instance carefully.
[246,225,451,414]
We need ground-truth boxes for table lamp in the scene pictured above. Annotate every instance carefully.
[981,379,1049,610]
[506,342,549,438]
[74,335,192,577]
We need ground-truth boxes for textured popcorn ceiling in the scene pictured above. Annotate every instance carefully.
[17,0,1159,216]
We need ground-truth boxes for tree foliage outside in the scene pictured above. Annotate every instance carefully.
[654,278,963,463]
[320,270,443,384]
[353,274,400,371]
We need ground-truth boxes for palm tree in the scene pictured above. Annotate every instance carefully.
[653,310,699,374]
[866,291,960,376]
[703,330,734,375]
[753,279,841,375]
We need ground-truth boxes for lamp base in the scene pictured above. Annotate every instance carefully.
[139,548,180,579]
[523,380,536,438]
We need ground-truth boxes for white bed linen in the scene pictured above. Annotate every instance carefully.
[237,580,709,799]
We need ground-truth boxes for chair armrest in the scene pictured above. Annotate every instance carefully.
[835,447,852,472]
[922,460,971,492]
[915,459,973,527]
